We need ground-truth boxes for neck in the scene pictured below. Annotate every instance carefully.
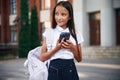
[61,26,67,30]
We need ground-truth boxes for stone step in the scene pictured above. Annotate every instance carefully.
[82,46,120,58]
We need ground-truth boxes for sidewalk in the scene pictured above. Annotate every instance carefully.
[76,58,120,80]
[0,58,120,80]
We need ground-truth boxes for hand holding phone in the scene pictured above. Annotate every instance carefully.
[59,32,70,42]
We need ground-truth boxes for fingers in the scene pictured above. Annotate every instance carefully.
[57,39,72,49]
[61,40,70,49]
[60,38,65,43]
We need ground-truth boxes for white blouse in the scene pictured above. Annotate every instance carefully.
[43,25,84,60]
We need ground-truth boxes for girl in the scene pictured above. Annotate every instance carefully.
[40,1,84,80]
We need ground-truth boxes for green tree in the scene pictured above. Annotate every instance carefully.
[19,0,30,58]
[30,5,40,50]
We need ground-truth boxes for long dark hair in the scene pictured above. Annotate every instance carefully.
[52,1,78,46]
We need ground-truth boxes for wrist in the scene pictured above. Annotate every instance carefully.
[52,47,59,53]
[70,44,76,51]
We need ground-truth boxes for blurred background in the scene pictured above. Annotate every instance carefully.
[0,0,120,80]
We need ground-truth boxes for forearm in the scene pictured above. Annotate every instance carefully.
[71,45,82,62]
[40,47,59,62]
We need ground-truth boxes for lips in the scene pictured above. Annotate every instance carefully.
[57,20,63,24]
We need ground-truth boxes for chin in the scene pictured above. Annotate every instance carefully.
[57,24,64,27]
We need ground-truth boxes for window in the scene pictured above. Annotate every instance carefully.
[40,0,50,10]
[11,26,17,42]
[57,0,68,3]
[45,0,50,9]
[10,0,16,14]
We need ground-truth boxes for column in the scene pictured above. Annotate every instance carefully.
[35,0,41,40]
[50,0,57,22]
[73,0,89,46]
[1,0,10,43]
[101,0,116,46]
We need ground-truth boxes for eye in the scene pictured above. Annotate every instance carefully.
[55,12,59,16]
[61,13,66,16]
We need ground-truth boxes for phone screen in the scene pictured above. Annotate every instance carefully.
[59,32,70,42]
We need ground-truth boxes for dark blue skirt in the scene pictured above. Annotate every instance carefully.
[48,59,79,80]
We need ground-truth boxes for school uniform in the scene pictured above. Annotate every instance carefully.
[43,25,84,80]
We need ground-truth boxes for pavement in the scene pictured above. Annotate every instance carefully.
[0,58,120,80]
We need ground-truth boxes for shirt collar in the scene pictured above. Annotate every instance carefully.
[56,25,69,32]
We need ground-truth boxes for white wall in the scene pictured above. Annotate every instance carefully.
[100,0,116,46]
[113,0,120,8]
[73,0,89,46]
[86,0,101,12]
[74,0,118,46]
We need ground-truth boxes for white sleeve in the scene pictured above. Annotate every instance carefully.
[42,29,47,38]
[42,28,54,45]
[42,28,52,38]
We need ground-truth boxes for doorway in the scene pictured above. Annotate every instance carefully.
[89,12,100,46]
[116,9,120,45]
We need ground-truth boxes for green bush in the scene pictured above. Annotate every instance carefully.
[19,0,30,58]
[30,6,40,50]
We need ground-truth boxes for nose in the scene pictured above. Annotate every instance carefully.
[57,15,62,20]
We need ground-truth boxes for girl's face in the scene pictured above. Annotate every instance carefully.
[55,5,71,29]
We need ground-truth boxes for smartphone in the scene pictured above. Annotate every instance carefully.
[59,32,70,42]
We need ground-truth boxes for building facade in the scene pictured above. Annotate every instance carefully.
[76,0,120,47]
[0,0,120,58]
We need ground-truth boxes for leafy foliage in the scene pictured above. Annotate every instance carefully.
[30,6,40,50]
[19,0,30,58]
